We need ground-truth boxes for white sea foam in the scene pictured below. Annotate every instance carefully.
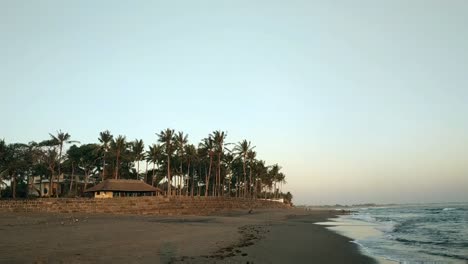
[443,207,456,211]
[342,204,468,264]
[376,221,397,233]
[350,213,377,223]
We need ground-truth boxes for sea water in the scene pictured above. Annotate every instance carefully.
[321,203,468,263]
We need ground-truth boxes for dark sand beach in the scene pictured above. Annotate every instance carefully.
[0,209,375,264]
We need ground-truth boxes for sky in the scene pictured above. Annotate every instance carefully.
[1,0,467,205]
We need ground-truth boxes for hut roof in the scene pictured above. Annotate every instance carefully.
[84,179,162,193]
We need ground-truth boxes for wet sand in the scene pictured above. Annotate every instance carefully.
[0,208,376,264]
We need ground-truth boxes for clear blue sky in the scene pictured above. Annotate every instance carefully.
[1,0,467,204]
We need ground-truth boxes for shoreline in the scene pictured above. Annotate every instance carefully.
[209,209,377,264]
[318,216,398,264]
[0,208,377,263]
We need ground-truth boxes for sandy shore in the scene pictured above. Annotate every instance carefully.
[0,208,376,264]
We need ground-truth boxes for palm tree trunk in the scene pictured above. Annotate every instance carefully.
[205,154,213,196]
[152,162,156,186]
[83,171,89,195]
[249,163,253,199]
[167,155,171,196]
[69,162,75,194]
[235,174,238,198]
[191,162,195,197]
[49,174,53,197]
[179,161,183,196]
[115,152,120,179]
[254,178,257,199]
[217,153,221,197]
[102,153,106,181]
[137,160,140,180]
[242,155,247,198]
[205,155,212,196]
[211,168,215,197]
[274,182,277,199]
[186,160,190,197]
[12,175,16,199]
[58,144,63,178]
[144,161,148,183]
[55,174,59,198]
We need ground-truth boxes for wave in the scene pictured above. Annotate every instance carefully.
[442,207,457,211]
[343,204,468,263]
[375,221,397,233]
[419,250,468,261]
[350,213,377,223]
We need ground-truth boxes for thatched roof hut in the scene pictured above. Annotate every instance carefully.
[85,179,162,198]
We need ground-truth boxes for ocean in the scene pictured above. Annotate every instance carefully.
[321,203,468,264]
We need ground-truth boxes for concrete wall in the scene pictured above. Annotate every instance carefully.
[0,197,289,216]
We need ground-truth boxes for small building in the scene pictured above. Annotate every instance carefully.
[29,175,66,197]
[29,175,94,197]
[84,179,162,198]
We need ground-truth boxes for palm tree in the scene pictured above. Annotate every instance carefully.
[67,145,81,194]
[0,139,6,198]
[147,144,163,186]
[111,135,127,179]
[223,152,234,197]
[131,139,145,180]
[174,131,188,195]
[49,130,79,197]
[276,172,286,199]
[233,140,255,198]
[199,137,215,196]
[42,148,58,197]
[268,164,280,198]
[184,144,197,196]
[252,159,267,198]
[211,131,228,196]
[97,130,113,180]
[157,129,175,196]
[247,150,257,197]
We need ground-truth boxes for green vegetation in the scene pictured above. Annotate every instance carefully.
[0,129,291,204]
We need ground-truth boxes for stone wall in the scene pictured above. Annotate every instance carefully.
[0,197,289,216]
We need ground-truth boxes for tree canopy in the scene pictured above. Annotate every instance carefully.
[0,129,291,204]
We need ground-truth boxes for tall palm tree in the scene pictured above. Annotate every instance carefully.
[247,150,257,198]
[276,172,286,199]
[184,144,197,196]
[0,139,6,198]
[199,137,215,196]
[196,145,208,197]
[174,131,188,195]
[223,152,235,197]
[42,148,58,197]
[233,140,254,198]
[97,130,113,180]
[252,159,267,198]
[211,131,228,196]
[157,129,175,196]
[147,144,163,186]
[268,164,280,198]
[131,139,145,180]
[111,135,127,179]
[49,130,79,197]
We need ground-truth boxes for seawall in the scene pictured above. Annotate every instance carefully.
[0,196,289,216]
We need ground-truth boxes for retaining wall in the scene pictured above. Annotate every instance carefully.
[0,196,289,216]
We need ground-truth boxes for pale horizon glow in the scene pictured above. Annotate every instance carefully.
[1,1,467,205]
